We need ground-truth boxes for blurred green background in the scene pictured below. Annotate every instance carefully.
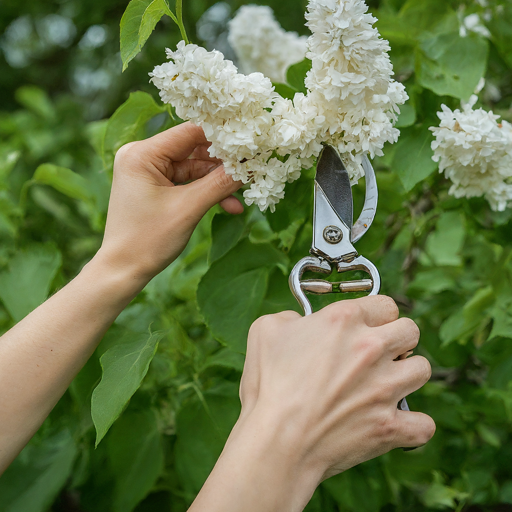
[0,0,512,511]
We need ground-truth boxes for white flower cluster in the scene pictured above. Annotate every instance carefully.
[431,95,512,212]
[151,0,407,212]
[304,0,408,173]
[227,5,308,83]
[150,42,314,211]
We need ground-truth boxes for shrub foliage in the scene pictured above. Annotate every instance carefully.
[0,0,511,511]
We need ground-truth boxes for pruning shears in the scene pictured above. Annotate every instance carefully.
[289,145,410,414]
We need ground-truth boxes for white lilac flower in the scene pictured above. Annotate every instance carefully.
[431,96,512,212]
[150,42,277,162]
[151,0,407,211]
[228,5,308,83]
[305,0,408,174]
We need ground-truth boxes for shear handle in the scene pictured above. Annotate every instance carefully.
[301,279,373,294]
[289,255,381,317]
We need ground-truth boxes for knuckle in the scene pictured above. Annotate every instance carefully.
[324,300,361,326]
[249,314,276,338]
[114,141,140,167]
[372,379,395,403]
[378,295,399,320]
[416,356,432,383]
[356,333,386,363]
[275,310,301,322]
[402,318,420,341]
[374,411,398,443]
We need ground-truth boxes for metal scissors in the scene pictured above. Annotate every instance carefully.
[289,145,410,413]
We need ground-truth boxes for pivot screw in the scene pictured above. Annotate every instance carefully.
[323,226,343,244]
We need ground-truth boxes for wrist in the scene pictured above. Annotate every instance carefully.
[191,406,323,512]
[82,249,151,302]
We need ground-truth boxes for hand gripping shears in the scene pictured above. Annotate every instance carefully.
[289,145,410,413]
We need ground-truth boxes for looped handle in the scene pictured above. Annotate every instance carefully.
[289,256,381,317]
[289,256,331,317]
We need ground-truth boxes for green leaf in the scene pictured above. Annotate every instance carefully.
[398,0,452,36]
[265,171,313,233]
[102,91,166,168]
[488,5,512,68]
[425,211,466,267]
[392,123,437,192]
[91,330,164,446]
[209,213,246,264]
[202,348,245,373]
[464,286,495,317]
[86,120,109,156]
[259,268,302,316]
[416,32,489,100]
[175,385,241,495]
[14,86,55,121]
[376,0,453,46]
[204,267,268,351]
[198,239,288,352]
[422,481,467,509]
[33,164,93,203]
[440,311,477,346]
[107,409,164,512]
[286,59,312,95]
[120,0,175,71]
[249,219,278,244]
[0,146,21,182]
[0,245,61,322]
[408,268,458,294]
[489,304,512,340]
[0,430,77,512]
[323,464,390,512]
[476,423,501,448]
[395,103,416,128]
[440,287,494,345]
[274,83,298,100]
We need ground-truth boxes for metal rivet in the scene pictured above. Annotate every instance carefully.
[323,226,343,244]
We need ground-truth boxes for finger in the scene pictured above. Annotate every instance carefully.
[138,122,209,166]
[220,195,244,215]
[353,295,400,328]
[172,159,219,183]
[394,410,436,449]
[392,355,432,399]
[189,144,221,163]
[183,166,243,215]
[374,317,420,359]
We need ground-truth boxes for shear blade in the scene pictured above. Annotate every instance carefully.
[316,146,354,231]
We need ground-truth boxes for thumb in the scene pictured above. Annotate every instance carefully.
[184,165,243,214]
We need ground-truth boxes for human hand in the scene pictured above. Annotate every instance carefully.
[192,296,435,512]
[97,122,243,283]
[241,296,435,478]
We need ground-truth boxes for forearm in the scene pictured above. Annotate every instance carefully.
[189,409,321,512]
[0,250,147,473]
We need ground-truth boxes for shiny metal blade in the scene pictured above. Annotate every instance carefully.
[315,145,353,230]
